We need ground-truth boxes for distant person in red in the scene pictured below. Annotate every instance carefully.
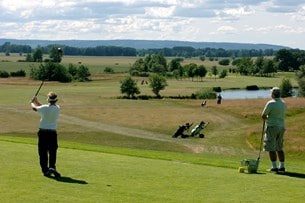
[31,92,61,178]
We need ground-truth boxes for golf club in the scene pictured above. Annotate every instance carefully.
[257,120,265,161]
[34,80,45,97]
[239,120,265,173]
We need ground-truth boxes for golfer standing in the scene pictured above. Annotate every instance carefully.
[261,87,286,173]
[31,92,61,178]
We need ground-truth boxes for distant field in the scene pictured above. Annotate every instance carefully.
[0,53,230,75]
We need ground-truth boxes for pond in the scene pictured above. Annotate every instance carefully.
[220,89,297,100]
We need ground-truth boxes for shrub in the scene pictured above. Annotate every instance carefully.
[76,65,91,82]
[137,95,151,100]
[219,69,227,78]
[10,70,26,77]
[104,67,114,73]
[0,70,9,78]
[30,62,72,82]
[246,85,259,90]
[213,86,222,92]
[219,59,230,66]
[280,78,293,98]
[196,88,217,99]
[68,64,78,77]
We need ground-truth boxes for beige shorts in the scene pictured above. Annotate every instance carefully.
[263,126,285,151]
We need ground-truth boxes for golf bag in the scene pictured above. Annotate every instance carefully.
[190,121,208,138]
[172,123,192,138]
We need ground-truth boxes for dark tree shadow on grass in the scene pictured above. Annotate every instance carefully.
[47,176,88,184]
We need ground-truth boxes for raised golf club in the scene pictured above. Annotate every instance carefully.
[34,80,45,97]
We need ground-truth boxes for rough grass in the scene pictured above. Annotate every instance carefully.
[0,75,304,156]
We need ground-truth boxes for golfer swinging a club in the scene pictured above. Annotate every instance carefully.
[261,87,286,173]
[31,92,61,178]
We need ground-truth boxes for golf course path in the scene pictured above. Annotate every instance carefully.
[3,107,254,155]
[60,114,223,153]
[60,114,170,141]
[59,113,252,155]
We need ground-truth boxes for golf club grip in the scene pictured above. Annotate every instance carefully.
[34,80,44,96]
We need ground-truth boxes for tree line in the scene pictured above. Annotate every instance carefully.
[127,51,305,98]
[130,49,305,79]
[2,41,304,58]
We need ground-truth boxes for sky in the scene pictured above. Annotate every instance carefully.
[1,0,305,49]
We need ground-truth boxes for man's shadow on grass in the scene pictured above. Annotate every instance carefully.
[47,175,88,184]
[254,171,305,179]
[276,171,305,179]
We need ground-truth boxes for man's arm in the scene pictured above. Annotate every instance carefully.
[31,96,42,111]
[261,114,268,120]
[261,102,270,120]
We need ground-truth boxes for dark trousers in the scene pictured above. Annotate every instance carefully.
[38,129,58,173]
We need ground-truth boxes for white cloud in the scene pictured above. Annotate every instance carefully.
[0,0,305,49]
[223,6,255,17]
[145,6,175,18]
[215,26,237,34]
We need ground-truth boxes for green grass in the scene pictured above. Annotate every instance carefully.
[1,139,305,202]
[1,56,305,202]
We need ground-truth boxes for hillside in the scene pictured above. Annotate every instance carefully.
[0,38,289,50]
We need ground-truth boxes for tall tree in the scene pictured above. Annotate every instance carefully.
[211,66,218,80]
[185,63,197,81]
[236,57,253,75]
[275,49,298,71]
[120,76,140,98]
[149,74,168,98]
[49,47,63,63]
[262,58,277,77]
[33,48,43,62]
[196,65,207,81]
[280,78,293,97]
[296,65,305,97]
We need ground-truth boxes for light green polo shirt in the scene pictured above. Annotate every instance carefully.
[262,98,286,127]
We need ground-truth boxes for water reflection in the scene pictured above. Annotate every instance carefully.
[221,89,297,100]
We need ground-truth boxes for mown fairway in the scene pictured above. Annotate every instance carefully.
[1,140,305,202]
[1,55,305,202]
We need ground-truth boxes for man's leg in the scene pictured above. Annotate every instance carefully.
[277,150,285,162]
[265,127,278,172]
[277,150,285,171]
[269,151,278,169]
[48,131,58,169]
[48,131,61,177]
[38,131,49,175]
[277,128,285,171]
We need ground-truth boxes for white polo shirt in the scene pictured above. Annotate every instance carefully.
[36,104,60,130]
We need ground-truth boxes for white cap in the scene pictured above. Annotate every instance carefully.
[271,87,281,97]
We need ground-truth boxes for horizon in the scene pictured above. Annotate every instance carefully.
[0,38,290,50]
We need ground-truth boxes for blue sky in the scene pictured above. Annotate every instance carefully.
[1,0,305,49]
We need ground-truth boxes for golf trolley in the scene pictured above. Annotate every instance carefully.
[172,123,193,138]
[190,121,209,138]
[239,121,265,174]
[172,121,208,138]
